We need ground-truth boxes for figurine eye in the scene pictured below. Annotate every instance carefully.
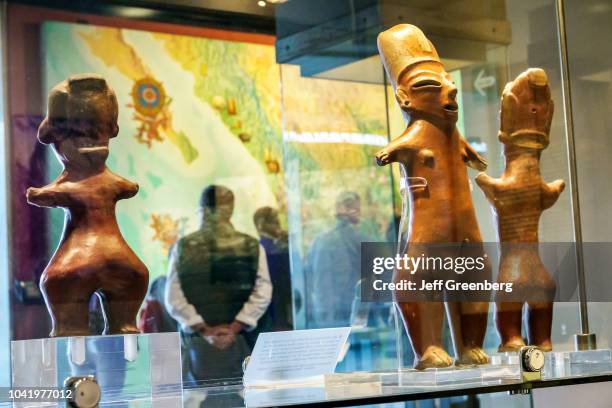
[412,79,442,89]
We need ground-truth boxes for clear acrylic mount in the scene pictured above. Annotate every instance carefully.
[11,332,182,407]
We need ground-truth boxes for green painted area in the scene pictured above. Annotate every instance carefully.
[145,172,163,189]
[175,130,199,164]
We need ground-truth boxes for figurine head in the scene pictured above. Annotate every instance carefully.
[37,74,119,170]
[200,185,234,223]
[378,24,458,125]
[499,68,553,150]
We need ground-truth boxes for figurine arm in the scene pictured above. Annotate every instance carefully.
[475,172,501,203]
[115,176,140,200]
[461,138,488,171]
[542,179,565,209]
[26,184,71,208]
[375,128,419,166]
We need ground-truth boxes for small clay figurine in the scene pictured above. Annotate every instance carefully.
[27,74,149,337]
[375,24,491,369]
[476,68,564,352]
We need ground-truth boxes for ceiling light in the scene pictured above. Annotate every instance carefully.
[257,0,266,7]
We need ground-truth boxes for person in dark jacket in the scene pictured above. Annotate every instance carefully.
[164,185,271,382]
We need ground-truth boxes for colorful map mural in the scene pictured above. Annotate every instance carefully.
[41,21,395,280]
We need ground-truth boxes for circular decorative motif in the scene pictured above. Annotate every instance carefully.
[131,77,166,117]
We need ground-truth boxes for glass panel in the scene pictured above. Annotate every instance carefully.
[0,1,11,390]
[277,0,586,373]
[10,333,182,405]
[4,5,288,388]
[0,0,610,405]
[565,0,612,351]
[280,61,398,372]
[506,0,583,358]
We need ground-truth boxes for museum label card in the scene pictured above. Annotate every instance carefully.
[243,327,351,387]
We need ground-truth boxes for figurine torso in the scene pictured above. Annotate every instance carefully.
[34,167,146,280]
[403,120,481,244]
[491,152,546,243]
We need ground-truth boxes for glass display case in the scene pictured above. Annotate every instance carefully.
[0,0,611,407]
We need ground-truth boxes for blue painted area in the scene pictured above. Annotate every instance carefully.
[127,154,136,177]
[42,22,99,88]
[145,171,163,189]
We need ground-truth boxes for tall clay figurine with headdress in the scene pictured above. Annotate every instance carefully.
[375,24,491,369]
[476,68,564,352]
[27,74,149,337]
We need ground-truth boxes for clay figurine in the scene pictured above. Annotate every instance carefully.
[476,68,563,352]
[375,24,491,369]
[27,74,149,337]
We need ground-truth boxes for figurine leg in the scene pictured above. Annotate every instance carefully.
[102,272,148,335]
[448,301,490,365]
[41,274,93,337]
[396,301,453,369]
[450,244,490,365]
[105,299,142,334]
[496,302,526,352]
[527,301,553,351]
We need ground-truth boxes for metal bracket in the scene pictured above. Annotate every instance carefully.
[64,375,101,408]
[508,346,545,395]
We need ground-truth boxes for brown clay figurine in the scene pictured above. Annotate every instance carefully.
[375,24,491,369]
[27,74,149,337]
[475,68,564,352]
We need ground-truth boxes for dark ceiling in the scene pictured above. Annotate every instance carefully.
[7,0,279,34]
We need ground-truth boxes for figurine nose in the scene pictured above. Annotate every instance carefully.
[448,87,457,101]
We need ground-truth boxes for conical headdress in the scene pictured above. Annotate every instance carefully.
[377,24,440,89]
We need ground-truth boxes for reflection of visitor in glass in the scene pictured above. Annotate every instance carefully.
[164,185,272,382]
[305,191,369,328]
[253,207,293,331]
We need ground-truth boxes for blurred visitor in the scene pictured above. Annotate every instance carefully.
[164,185,272,382]
[253,207,293,331]
[305,191,369,328]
